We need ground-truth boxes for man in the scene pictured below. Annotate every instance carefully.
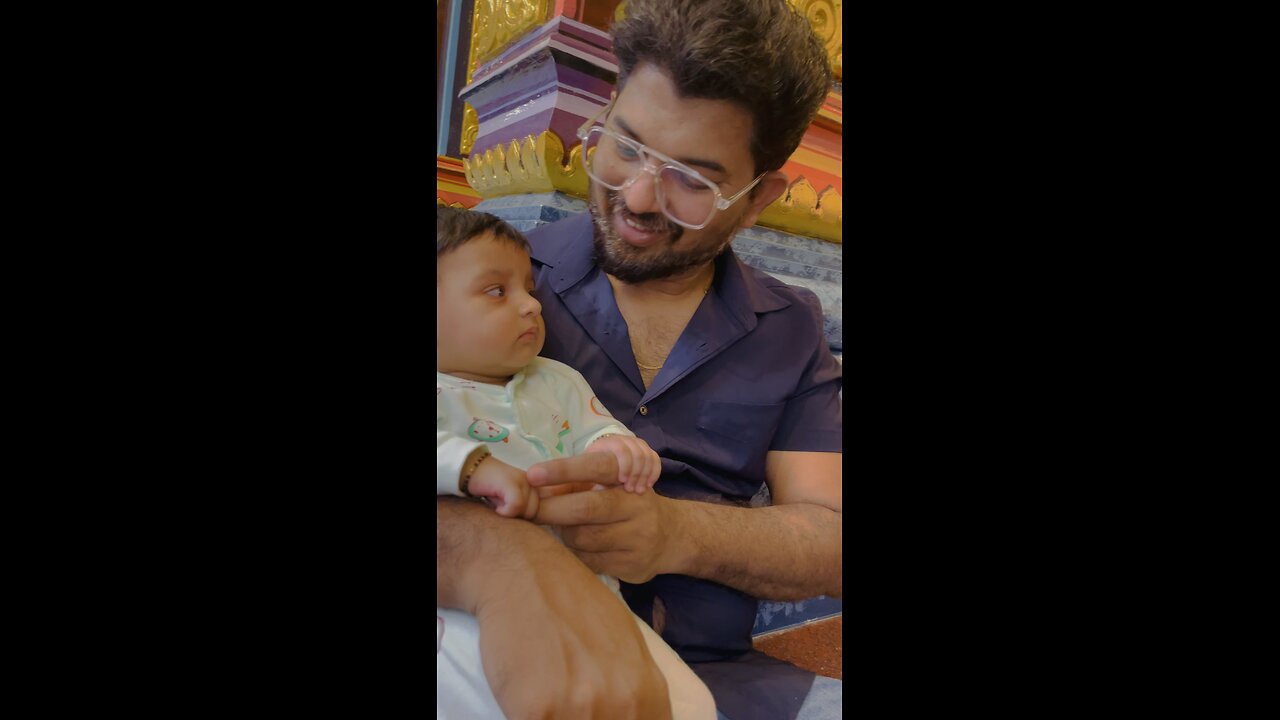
[437,1,841,718]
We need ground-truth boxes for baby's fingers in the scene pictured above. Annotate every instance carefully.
[613,449,635,489]
[491,487,529,518]
[643,450,661,489]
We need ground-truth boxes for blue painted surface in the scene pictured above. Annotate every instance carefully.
[472,193,587,232]
[752,596,843,636]
[437,0,465,155]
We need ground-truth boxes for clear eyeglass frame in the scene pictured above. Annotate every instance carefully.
[575,99,766,230]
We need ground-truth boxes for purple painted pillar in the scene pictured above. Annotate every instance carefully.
[459,16,618,161]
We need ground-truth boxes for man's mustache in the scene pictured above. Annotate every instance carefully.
[605,190,682,238]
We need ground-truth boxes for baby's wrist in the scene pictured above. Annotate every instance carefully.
[459,446,492,497]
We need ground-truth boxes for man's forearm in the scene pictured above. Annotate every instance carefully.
[669,500,841,600]
[437,495,566,612]
[437,496,675,718]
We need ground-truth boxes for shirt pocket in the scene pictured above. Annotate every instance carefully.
[695,400,786,477]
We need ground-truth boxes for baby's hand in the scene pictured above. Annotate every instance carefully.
[467,456,540,519]
[584,434,661,494]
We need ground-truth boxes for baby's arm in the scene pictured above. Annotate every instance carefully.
[583,434,661,494]
[437,431,539,519]
[464,448,541,519]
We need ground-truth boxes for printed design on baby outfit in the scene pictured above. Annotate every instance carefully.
[554,419,571,454]
[467,418,510,443]
[589,396,610,417]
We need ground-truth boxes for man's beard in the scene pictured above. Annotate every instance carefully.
[588,188,734,284]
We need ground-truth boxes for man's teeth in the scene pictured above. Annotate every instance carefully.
[624,215,662,233]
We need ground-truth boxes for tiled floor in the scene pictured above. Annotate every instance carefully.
[752,616,842,679]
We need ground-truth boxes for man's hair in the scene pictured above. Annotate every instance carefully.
[436,205,529,257]
[610,0,832,176]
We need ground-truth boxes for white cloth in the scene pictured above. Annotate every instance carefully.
[437,608,716,720]
[436,358,715,719]
[436,357,630,496]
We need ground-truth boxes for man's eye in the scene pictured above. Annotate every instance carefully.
[485,286,505,297]
[615,142,640,161]
[677,172,713,192]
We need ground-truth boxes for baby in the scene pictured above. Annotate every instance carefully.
[435,206,715,720]
[434,206,660,514]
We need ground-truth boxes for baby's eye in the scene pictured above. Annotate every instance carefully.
[485,286,506,297]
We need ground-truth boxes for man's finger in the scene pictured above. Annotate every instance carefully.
[528,453,621,488]
[532,488,621,526]
[521,488,540,521]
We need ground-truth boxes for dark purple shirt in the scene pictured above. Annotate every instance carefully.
[529,213,842,505]
[527,213,842,718]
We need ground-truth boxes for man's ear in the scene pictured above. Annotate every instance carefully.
[738,171,789,229]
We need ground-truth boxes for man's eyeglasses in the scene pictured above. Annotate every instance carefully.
[576,101,765,230]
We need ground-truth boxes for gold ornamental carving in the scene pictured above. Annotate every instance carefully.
[463,130,590,199]
[756,176,842,244]
[464,134,839,243]
[468,0,550,82]
[460,103,479,156]
[790,0,841,82]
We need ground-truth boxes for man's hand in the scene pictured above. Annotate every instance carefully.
[528,454,684,584]
[437,498,672,720]
[530,451,844,601]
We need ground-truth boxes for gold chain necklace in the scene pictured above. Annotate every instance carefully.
[634,280,712,372]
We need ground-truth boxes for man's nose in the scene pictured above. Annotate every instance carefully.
[621,167,662,216]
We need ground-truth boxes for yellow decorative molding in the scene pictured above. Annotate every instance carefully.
[756,176,842,244]
[468,0,550,82]
[462,130,589,199]
[461,132,841,244]
[460,103,479,156]
[791,0,842,82]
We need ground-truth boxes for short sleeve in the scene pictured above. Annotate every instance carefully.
[769,296,842,452]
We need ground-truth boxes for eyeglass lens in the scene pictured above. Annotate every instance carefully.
[581,128,716,228]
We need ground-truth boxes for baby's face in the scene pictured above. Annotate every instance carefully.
[437,233,545,384]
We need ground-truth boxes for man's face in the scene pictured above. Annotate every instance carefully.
[589,63,760,283]
[437,233,544,384]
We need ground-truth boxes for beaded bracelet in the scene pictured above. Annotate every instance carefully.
[459,447,491,497]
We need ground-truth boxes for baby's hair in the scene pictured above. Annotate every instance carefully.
[437,205,530,257]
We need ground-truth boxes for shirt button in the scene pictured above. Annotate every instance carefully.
[638,405,648,416]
